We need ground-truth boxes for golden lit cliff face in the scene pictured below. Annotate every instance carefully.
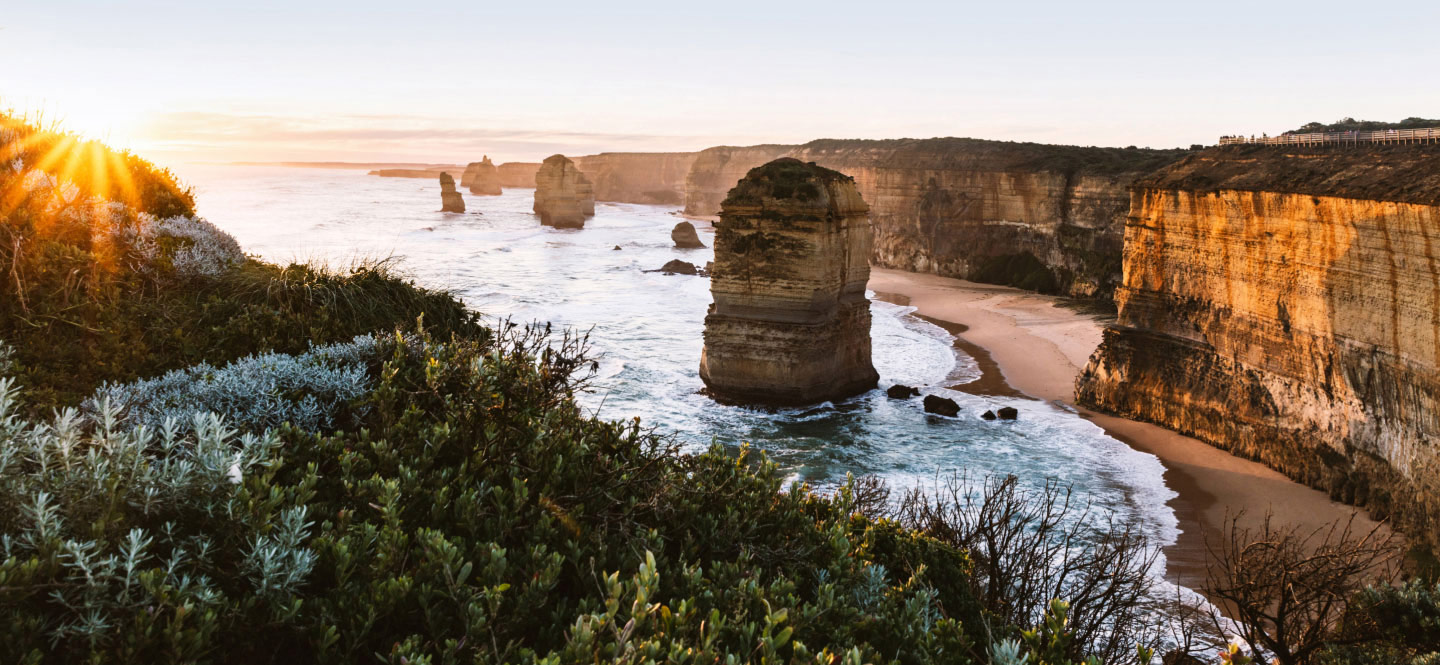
[1080,187,1440,546]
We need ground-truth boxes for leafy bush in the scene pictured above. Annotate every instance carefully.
[87,333,387,433]
[1321,578,1440,664]
[117,214,246,280]
[0,381,304,665]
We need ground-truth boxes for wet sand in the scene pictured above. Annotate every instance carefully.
[870,268,1387,588]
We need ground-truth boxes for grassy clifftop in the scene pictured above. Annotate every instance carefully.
[791,137,1194,177]
[1136,144,1440,205]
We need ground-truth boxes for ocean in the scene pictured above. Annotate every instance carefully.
[179,164,1181,575]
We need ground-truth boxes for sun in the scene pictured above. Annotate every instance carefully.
[52,107,144,152]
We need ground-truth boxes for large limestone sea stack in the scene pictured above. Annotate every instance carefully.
[467,156,502,195]
[699,158,878,404]
[439,172,465,213]
[532,154,595,228]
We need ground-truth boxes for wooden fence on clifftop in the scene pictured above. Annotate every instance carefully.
[1219,127,1440,146]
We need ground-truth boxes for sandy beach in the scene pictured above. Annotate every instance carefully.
[869,268,1387,588]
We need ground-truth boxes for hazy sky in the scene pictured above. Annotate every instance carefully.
[4,0,1438,165]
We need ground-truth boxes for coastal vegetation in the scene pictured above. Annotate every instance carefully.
[1285,117,1440,135]
[2,114,1438,664]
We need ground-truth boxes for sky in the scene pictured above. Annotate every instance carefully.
[3,0,1438,166]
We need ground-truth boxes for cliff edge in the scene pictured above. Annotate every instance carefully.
[1077,144,1440,549]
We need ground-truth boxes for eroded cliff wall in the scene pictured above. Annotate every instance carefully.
[497,162,541,188]
[682,139,1189,298]
[1077,145,1440,547]
[572,152,698,205]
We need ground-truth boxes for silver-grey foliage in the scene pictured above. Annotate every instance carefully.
[86,334,388,434]
[0,382,305,647]
[117,213,247,279]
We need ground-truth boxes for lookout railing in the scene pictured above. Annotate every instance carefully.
[1219,127,1440,146]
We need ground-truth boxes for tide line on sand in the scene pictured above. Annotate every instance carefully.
[867,268,1387,589]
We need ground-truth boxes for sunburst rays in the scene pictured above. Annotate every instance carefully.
[1,118,142,219]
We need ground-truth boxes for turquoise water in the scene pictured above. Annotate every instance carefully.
[180,164,1180,569]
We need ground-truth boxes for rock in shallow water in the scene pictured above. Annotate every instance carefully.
[997,406,1018,420]
[656,259,697,275]
[923,395,960,417]
[672,221,705,248]
[886,384,920,399]
[981,410,996,420]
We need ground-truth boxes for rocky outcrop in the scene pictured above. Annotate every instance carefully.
[699,159,878,405]
[572,152,698,205]
[467,156,502,195]
[887,384,920,398]
[923,395,960,417]
[532,155,595,228]
[1077,145,1440,548]
[439,172,464,213]
[681,139,1190,299]
[497,162,541,188]
[671,221,704,248]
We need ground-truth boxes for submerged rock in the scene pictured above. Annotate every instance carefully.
[672,221,705,248]
[699,159,878,405]
[997,406,1018,420]
[467,155,502,195]
[886,384,920,399]
[533,154,594,228]
[923,395,960,417]
[439,172,465,213]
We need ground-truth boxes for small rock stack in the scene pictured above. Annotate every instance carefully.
[700,158,878,404]
[671,221,705,248]
[533,154,595,228]
[439,172,465,213]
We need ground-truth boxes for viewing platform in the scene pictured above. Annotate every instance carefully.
[1219,127,1440,146]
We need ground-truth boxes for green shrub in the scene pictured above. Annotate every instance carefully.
[0,325,996,664]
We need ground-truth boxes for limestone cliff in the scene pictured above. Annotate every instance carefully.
[683,145,795,219]
[468,156,502,195]
[533,155,594,228]
[572,152,698,205]
[498,162,541,188]
[700,159,878,405]
[682,139,1189,299]
[1077,145,1440,547]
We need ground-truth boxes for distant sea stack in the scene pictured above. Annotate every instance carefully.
[468,156,502,195]
[1076,144,1440,549]
[699,158,878,405]
[533,154,595,228]
[439,172,465,213]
